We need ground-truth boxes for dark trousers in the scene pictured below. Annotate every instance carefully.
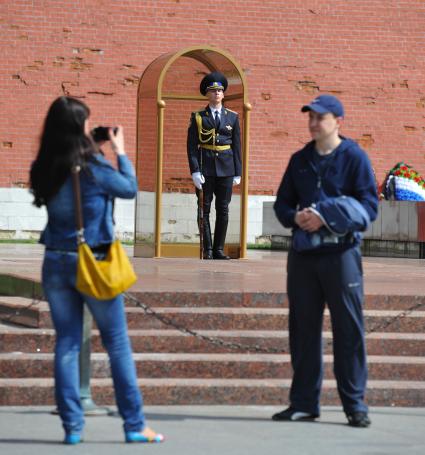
[287,247,368,415]
[197,176,233,252]
[201,176,233,219]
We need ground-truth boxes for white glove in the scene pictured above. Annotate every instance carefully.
[192,172,205,190]
[233,176,241,186]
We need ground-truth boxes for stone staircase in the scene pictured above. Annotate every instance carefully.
[1,289,425,406]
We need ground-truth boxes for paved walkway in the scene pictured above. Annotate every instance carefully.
[0,405,424,455]
[0,244,424,295]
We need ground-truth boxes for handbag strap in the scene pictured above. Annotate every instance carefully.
[71,166,85,244]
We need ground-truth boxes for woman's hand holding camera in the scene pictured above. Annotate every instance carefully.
[109,126,125,156]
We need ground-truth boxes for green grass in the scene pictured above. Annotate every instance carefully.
[247,243,272,250]
[0,239,39,244]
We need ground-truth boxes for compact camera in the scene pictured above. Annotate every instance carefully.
[91,126,118,142]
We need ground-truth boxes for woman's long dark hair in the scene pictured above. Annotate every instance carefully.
[30,96,95,207]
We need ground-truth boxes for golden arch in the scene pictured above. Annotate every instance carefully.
[134,45,251,258]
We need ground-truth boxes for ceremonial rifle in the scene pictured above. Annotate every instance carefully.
[198,146,204,260]
[194,112,215,260]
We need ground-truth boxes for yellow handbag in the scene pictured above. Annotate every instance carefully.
[72,167,137,300]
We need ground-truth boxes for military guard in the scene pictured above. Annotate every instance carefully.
[187,71,241,259]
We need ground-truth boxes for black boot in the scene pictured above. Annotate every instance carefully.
[213,216,230,260]
[202,218,213,259]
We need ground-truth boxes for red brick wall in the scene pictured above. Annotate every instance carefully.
[1,0,424,194]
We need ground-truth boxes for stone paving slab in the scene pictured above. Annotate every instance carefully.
[0,406,424,455]
[0,244,424,296]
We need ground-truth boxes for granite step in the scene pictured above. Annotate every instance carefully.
[2,352,425,381]
[1,298,425,333]
[123,307,425,333]
[1,377,424,407]
[128,292,425,310]
[0,297,49,328]
[2,294,425,329]
[128,292,287,308]
[1,325,425,356]
[2,293,423,314]
[1,254,424,408]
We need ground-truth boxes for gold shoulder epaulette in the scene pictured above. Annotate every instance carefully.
[224,108,238,115]
[192,109,206,115]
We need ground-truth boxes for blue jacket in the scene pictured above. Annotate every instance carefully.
[274,138,378,252]
[40,154,137,251]
[187,106,242,177]
[312,196,371,235]
[292,196,371,252]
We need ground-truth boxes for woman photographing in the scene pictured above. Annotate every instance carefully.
[30,96,164,445]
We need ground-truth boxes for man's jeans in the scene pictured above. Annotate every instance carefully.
[42,249,145,434]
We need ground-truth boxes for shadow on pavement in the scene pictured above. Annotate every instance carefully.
[0,439,59,445]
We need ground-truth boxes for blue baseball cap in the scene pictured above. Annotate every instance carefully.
[301,95,344,117]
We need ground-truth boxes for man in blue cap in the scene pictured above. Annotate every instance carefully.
[272,94,378,427]
[187,71,241,259]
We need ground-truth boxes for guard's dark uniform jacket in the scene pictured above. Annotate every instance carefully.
[187,106,241,177]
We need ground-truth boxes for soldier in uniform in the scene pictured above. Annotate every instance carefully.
[187,71,242,259]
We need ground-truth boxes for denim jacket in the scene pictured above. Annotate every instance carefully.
[40,153,137,251]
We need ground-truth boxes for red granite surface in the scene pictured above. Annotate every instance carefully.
[1,244,425,406]
[0,244,424,296]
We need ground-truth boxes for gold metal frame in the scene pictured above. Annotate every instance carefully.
[136,45,251,258]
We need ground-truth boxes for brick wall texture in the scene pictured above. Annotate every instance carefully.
[1,0,424,195]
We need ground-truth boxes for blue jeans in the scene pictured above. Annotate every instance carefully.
[42,249,145,434]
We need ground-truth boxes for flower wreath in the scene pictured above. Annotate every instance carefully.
[380,162,425,201]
